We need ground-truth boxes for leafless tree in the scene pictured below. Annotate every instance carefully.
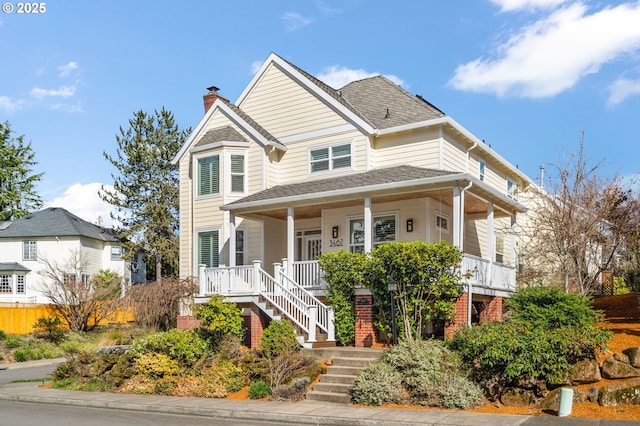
[122,277,197,331]
[519,137,639,295]
[37,250,122,331]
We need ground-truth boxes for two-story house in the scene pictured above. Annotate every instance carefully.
[173,53,532,347]
[0,207,146,304]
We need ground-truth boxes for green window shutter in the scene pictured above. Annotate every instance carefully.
[198,230,219,267]
[198,156,219,196]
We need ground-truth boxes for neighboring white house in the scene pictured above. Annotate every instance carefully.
[0,207,145,304]
[172,53,534,346]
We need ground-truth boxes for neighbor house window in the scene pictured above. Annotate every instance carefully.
[495,236,505,264]
[349,214,397,253]
[479,160,486,182]
[235,229,245,266]
[0,275,11,293]
[198,230,220,267]
[309,143,352,173]
[197,155,220,196]
[23,240,37,261]
[230,154,246,194]
[16,275,25,294]
[64,274,77,285]
[111,245,122,261]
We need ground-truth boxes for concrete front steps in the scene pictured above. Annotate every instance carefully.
[305,347,385,404]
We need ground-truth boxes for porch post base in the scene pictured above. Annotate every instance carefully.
[354,288,376,348]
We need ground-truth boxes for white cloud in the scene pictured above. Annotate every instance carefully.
[315,1,342,16]
[449,2,640,98]
[250,60,263,75]
[282,12,312,32]
[46,182,119,228]
[58,61,78,78]
[490,0,568,12]
[607,77,640,105]
[317,66,404,89]
[0,95,20,112]
[30,85,76,99]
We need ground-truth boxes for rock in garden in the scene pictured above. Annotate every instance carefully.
[539,387,586,412]
[500,388,537,407]
[623,347,640,368]
[570,359,601,384]
[598,378,640,406]
[601,357,640,379]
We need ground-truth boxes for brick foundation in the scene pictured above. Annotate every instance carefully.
[355,290,376,347]
[246,304,267,349]
[479,296,503,323]
[445,292,469,339]
[177,315,202,330]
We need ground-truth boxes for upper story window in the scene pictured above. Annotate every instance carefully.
[479,160,486,182]
[197,155,220,197]
[23,240,37,261]
[230,153,246,194]
[495,235,505,264]
[309,143,352,174]
[507,179,519,199]
[111,245,123,261]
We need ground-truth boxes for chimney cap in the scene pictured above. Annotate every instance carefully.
[206,85,220,93]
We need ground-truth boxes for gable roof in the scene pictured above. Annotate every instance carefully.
[195,126,248,148]
[338,76,446,129]
[0,207,120,242]
[0,262,30,272]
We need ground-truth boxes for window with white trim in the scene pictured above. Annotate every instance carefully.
[198,230,220,267]
[23,240,37,261]
[16,275,25,294]
[64,273,77,285]
[309,143,352,174]
[436,213,449,232]
[349,214,397,253]
[197,155,220,197]
[479,160,486,182]
[235,229,245,266]
[507,179,518,199]
[0,275,11,293]
[111,245,122,261]
[229,154,246,194]
[495,235,505,264]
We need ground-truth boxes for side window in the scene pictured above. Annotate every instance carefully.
[479,160,486,182]
[111,245,122,261]
[349,219,365,253]
[198,230,220,267]
[16,275,25,294]
[197,155,220,196]
[235,229,245,266]
[436,213,449,232]
[230,154,246,194]
[0,275,11,293]
[23,240,37,261]
[495,236,505,264]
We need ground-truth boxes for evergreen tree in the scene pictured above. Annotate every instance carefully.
[0,121,43,221]
[100,108,189,283]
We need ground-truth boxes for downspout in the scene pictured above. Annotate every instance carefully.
[466,142,478,174]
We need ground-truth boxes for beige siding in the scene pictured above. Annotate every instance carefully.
[178,154,193,279]
[239,64,347,138]
[263,216,287,273]
[441,136,467,173]
[372,129,440,170]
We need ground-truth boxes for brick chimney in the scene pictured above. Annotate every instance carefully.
[203,85,229,114]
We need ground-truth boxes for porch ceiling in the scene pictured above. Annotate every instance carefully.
[238,188,512,221]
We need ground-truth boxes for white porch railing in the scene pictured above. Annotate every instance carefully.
[461,254,516,292]
[198,261,335,343]
[291,260,325,288]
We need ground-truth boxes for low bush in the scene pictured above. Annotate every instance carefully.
[260,320,300,359]
[130,329,208,369]
[33,316,66,344]
[5,335,22,349]
[135,352,179,378]
[352,339,482,409]
[248,380,270,399]
[0,329,6,340]
[194,295,244,349]
[271,377,310,401]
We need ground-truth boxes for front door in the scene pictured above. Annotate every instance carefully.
[304,236,322,261]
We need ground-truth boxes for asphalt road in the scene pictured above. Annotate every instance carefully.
[0,400,287,426]
[0,362,59,384]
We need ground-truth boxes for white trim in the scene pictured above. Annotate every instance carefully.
[227,150,248,196]
[279,124,356,144]
[193,152,221,200]
[190,140,250,155]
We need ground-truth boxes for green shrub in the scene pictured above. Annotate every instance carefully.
[448,286,612,397]
[130,329,208,368]
[248,380,270,399]
[5,335,22,349]
[260,320,300,359]
[352,362,404,406]
[33,316,66,343]
[135,352,179,378]
[271,376,310,401]
[194,295,244,348]
[0,329,6,340]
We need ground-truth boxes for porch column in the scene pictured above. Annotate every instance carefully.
[364,197,372,253]
[452,186,462,249]
[487,202,494,284]
[287,207,295,276]
[228,213,236,267]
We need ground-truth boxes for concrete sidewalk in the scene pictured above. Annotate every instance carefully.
[0,358,636,425]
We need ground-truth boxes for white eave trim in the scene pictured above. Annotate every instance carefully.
[375,116,532,185]
[189,141,251,155]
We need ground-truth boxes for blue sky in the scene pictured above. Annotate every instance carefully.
[1,0,639,225]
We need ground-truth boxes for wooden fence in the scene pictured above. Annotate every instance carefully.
[0,302,134,335]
